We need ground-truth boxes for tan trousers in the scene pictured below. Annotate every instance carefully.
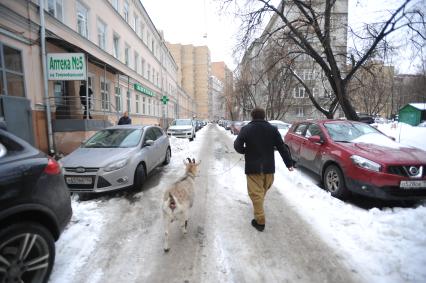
[246,173,274,225]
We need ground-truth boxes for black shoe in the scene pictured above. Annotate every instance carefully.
[251,219,265,232]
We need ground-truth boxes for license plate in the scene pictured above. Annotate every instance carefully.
[66,176,93,185]
[400,180,426,189]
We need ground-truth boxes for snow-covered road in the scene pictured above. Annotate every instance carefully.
[49,124,426,283]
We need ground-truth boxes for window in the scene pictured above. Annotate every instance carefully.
[134,52,139,73]
[294,87,305,98]
[140,23,144,39]
[147,64,151,81]
[76,1,89,38]
[305,124,323,139]
[97,19,107,50]
[141,58,145,77]
[112,0,119,11]
[148,98,151,115]
[156,72,159,86]
[312,87,317,97]
[133,14,138,32]
[142,97,146,114]
[0,44,25,97]
[296,107,304,117]
[100,78,110,110]
[46,0,63,21]
[123,0,129,22]
[115,86,122,112]
[294,123,307,135]
[124,44,130,66]
[136,94,140,113]
[113,34,120,59]
[151,40,155,52]
[127,90,131,112]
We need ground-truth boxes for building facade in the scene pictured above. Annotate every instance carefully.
[167,43,211,120]
[0,0,194,154]
[211,61,234,119]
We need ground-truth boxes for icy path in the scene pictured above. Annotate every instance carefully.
[49,124,362,283]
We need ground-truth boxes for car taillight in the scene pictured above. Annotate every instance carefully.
[44,158,61,175]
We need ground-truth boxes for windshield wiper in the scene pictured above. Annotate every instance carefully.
[334,140,352,143]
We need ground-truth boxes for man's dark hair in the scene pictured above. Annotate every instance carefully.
[251,107,266,120]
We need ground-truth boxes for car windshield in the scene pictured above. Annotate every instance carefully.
[171,119,192,126]
[83,129,143,148]
[324,122,381,142]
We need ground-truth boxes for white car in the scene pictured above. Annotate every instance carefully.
[167,119,196,141]
[269,120,291,138]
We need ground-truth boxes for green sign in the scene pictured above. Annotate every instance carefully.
[161,95,169,105]
[134,83,154,97]
[47,53,86,80]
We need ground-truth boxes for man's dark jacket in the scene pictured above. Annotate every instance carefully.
[118,116,132,125]
[234,119,293,174]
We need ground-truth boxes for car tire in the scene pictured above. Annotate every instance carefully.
[323,165,350,199]
[163,147,171,165]
[0,222,55,283]
[77,193,93,201]
[133,163,146,190]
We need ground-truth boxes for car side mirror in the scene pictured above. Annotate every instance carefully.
[144,139,154,147]
[308,135,323,144]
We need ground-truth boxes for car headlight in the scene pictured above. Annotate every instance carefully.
[104,158,128,172]
[350,155,381,172]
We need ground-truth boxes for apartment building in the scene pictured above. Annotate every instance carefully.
[167,43,211,120]
[210,75,224,120]
[212,61,234,119]
[239,0,348,122]
[0,0,194,154]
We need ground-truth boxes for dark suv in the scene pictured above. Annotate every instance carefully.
[0,129,72,283]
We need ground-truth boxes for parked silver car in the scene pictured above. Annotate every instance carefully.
[60,125,171,197]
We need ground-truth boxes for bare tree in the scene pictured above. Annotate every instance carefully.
[223,0,425,120]
[347,60,395,116]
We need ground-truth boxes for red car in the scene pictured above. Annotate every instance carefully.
[284,120,426,200]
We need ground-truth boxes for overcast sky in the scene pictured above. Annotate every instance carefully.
[142,0,423,73]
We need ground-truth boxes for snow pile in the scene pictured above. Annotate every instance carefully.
[274,157,426,283]
[50,198,106,282]
[377,122,426,151]
[352,132,409,149]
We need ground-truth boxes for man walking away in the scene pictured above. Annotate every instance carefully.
[79,81,93,119]
[234,108,294,232]
[118,111,132,125]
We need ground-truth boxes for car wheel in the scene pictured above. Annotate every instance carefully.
[323,165,350,199]
[77,193,93,201]
[163,147,171,165]
[0,222,55,283]
[133,163,146,190]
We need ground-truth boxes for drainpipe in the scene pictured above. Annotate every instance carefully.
[40,0,55,155]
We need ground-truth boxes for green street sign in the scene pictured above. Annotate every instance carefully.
[134,83,154,96]
[161,95,169,105]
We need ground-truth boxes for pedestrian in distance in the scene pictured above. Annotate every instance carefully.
[234,107,294,232]
[79,81,93,119]
[118,111,132,125]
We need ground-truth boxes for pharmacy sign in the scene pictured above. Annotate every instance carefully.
[47,53,86,80]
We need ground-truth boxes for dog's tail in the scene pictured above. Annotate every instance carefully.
[168,192,176,210]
